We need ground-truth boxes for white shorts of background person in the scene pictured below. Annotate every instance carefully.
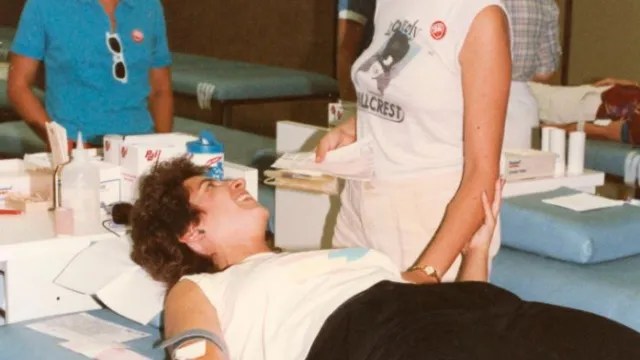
[503,81,540,150]
[332,170,501,282]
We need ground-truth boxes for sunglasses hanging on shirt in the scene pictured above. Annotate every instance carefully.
[105,32,128,84]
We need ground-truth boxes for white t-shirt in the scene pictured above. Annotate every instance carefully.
[182,248,402,360]
[352,0,507,179]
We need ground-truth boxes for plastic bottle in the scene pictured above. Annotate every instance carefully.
[187,131,225,180]
[60,132,101,235]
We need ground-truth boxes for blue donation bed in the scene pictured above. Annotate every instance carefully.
[170,52,338,127]
[492,188,640,332]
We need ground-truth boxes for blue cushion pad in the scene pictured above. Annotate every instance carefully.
[492,247,640,333]
[0,309,164,359]
[171,53,338,101]
[501,187,640,264]
[585,139,637,178]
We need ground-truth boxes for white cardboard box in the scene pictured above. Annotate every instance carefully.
[118,133,197,202]
[0,159,51,206]
[502,149,556,181]
[93,161,123,209]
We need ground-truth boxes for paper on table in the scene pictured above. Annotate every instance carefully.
[26,312,150,343]
[96,347,152,360]
[45,121,69,167]
[271,138,374,181]
[542,192,624,212]
[60,339,127,359]
[54,237,137,295]
[97,266,167,325]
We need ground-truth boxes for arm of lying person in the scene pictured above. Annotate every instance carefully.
[164,279,228,360]
[456,178,503,282]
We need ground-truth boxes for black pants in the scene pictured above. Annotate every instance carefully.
[306,281,640,360]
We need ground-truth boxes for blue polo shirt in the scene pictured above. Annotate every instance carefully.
[11,0,172,144]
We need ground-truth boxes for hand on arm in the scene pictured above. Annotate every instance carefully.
[149,67,174,133]
[164,280,227,360]
[315,116,357,162]
[410,5,510,278]
[457,178,504,282]
[7,54,51,142]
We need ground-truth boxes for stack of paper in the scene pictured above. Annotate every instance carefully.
[271,138,374,181]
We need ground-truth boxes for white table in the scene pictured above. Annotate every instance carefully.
[0,160,258,325]
[273,121,606,251]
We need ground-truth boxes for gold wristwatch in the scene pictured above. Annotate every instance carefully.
[407,265,441,283]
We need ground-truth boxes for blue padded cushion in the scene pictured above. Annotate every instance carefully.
[0,309,164,359]
[501,187,640,264]
[492,247,640,333]
[585,139,637,178]
[171,53,338,101]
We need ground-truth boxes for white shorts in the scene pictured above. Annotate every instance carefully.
[332,170,501,282]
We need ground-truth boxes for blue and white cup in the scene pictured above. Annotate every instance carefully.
[187,131,224,180]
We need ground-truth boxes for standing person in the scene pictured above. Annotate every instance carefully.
[502,0,562,149]
[316,0,511,283]
[336,0,376,103]
[8,0,174,147]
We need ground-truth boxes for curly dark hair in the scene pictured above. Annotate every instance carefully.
[129,156,216,286]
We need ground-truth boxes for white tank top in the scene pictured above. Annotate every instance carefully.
[182,248,402,360]
[353,0,508,180]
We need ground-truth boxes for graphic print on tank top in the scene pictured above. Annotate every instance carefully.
[354,18,423,123]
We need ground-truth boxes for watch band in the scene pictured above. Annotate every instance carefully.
[407,265,441,283]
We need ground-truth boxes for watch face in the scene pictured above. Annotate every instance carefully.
[424,266,436,275]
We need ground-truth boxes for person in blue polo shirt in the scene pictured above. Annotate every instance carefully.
[8,0,173,146]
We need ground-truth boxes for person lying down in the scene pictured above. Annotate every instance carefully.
[529,79,640,145]
[127,157,640,360]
